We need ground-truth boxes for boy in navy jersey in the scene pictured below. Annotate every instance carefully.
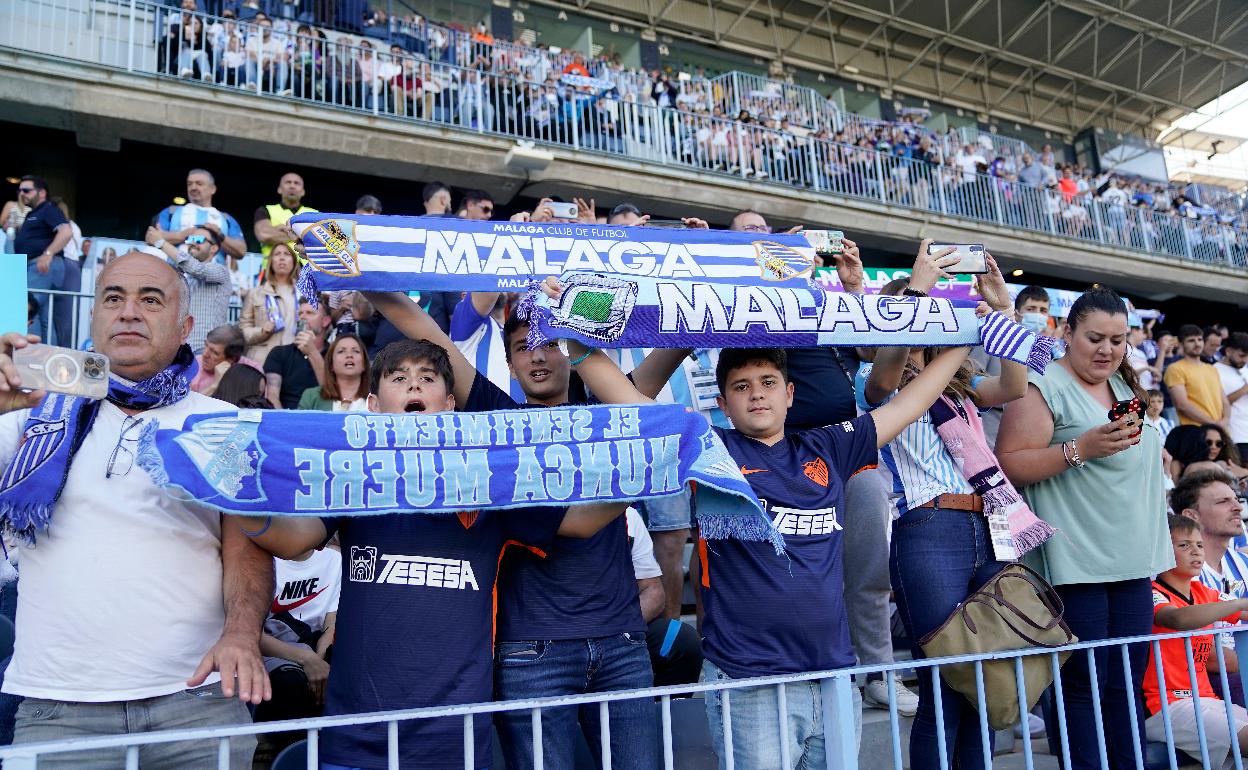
[365,292,686,770]
[235,339,631,770]
[574,343,971,770]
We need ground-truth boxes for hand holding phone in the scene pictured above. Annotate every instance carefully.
[11,344,110,400]
[928,243,987,274]
[1107,398,1144,439]
[548,201,579,221]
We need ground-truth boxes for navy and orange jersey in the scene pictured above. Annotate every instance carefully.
[700,413,878,679]
[319,507,563,769]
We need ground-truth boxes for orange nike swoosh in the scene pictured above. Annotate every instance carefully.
[740,466,769,475]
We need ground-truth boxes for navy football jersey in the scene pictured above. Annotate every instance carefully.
[320,507,563,769]
[700,414,878,678]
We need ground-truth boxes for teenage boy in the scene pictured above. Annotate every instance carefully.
[1143,515,1248,768]
[234,339,631,770]
[364,292,685,770]
[570,335,971,769]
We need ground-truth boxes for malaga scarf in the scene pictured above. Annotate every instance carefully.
[518,274,1057,373]
[136,403,781,549]
[289,214,827,299]
[928,395,1056,560]
[0,345,198,544]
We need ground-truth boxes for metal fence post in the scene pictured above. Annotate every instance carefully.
[821,674,858,770]
[126,0,137,72]
[1181,219,1194,260]
[990,179,1004,225]
[872,151,886,203]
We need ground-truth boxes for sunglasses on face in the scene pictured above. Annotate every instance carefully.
[1209,439,1225,449]
[185,234,210,245]
[17,187,35,194]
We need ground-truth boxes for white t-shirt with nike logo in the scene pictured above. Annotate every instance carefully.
[263,547,341,672]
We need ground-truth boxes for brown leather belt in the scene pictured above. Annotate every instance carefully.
[913,493,984,513]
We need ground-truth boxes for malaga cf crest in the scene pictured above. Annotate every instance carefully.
[753,240,813,282]
[304,219,362,277]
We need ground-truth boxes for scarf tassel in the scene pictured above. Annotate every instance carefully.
[0,501,53,546]
[135,420,170,489]
[698,511,786,555]
[1027,335,1058,373]
[1010,517,1058,555]
[296,264,320,308]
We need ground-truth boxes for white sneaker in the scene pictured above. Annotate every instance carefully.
[863,678,919,717]
[1013,713,1045,738]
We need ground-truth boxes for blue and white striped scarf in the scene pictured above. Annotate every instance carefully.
[519,274,1056,373]
[289,214,822,299]
[0,345,198,544]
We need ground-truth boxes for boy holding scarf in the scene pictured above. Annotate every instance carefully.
[234,335,636,770]
[561,321,973,769]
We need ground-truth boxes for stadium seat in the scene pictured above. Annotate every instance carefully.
[270,738,307,770]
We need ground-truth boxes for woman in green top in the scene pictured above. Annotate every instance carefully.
[997,288,1171,770]
[297,334,371,412]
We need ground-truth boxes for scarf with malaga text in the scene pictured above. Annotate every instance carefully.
[136,402,782,549]
[289,213,829,300]
[0,345,198,544]
[518,273,1057,373]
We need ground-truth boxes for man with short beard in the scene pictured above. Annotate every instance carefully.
[0,251,271,768]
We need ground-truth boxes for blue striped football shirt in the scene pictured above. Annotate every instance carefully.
[855,362,974,516]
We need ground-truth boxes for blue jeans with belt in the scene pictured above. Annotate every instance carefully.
[494,632,657,770]
[891,504,1008,770]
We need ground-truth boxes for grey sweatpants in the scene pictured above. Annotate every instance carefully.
[842,466,894,666]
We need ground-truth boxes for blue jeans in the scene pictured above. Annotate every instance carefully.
[52,256,81,348]
[702,660,862,770]
[494,633,657,770]
[1048,579,1152,770]
[891,505,1008,770]
[26,256,64,343]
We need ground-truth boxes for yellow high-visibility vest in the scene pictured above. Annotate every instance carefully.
[261,202,318,261]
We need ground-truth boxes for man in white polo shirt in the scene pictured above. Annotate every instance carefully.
[0,250,272,769]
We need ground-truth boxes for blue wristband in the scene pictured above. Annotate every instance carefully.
[240,515,273,537]
[569,348,596,366]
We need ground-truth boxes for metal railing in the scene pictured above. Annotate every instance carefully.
[1,626,1244,769]
[3,0,1248,271]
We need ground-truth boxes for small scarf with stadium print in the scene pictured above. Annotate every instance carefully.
[0,345,198,544]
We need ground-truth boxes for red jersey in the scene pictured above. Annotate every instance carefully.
[1143,577,1240,715]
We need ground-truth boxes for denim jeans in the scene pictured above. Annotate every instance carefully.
[494,632,657,770]
[51,256,81,348]
[890,505,1008,770]
[26,255,64,343]
[1047,578,1152,770]
[13,683,255,768]
[702,659,862,770]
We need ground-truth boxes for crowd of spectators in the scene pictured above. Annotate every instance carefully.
[4,158,1248,770]
[142,0,1248,267]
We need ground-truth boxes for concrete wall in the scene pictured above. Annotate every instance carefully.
[1,48,1245,305]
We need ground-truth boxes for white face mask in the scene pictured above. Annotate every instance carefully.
[1020,312,1048,334]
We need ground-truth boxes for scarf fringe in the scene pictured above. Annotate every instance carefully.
[135,420,170,489]
[698,512,786,555]
[0,501,51,546]
[1027,335,1057,374]
[981,485,1019,512]
[296,264,320,307]
[1009,517,1058,556]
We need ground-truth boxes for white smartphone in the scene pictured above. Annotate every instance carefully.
[548,201,579,220]
[804,230,845,258]
[12,345,110,400]
[928,243,987,274]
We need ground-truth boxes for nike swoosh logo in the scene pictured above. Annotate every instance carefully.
[271,586,327,613]
[740,466,769,475]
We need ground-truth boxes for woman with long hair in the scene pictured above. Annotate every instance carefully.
[297,335,370,412]
[1165,423,1248,490]
[859,243,1031,769]
[997,287,1172,770]
[214,365,267,407]
[238,242,298,365]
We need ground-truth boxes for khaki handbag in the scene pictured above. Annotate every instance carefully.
[918,563,1077,731]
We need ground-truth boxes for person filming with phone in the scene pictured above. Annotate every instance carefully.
[997,287,1172,770]
[0,249,272,768]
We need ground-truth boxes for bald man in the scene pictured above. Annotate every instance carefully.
[0,251,272,768]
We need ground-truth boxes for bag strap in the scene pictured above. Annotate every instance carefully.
[959,594,1074,648]
[958,566,1075,648]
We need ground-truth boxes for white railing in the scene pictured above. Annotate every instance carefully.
[3,0,1247,271]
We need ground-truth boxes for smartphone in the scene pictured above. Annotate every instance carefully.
[804,230,845,259]
[929,243,987,274]
[1108,398,1144,438]
[642,219,687,229]
[547,201,579,220]
[11,345,110,400]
